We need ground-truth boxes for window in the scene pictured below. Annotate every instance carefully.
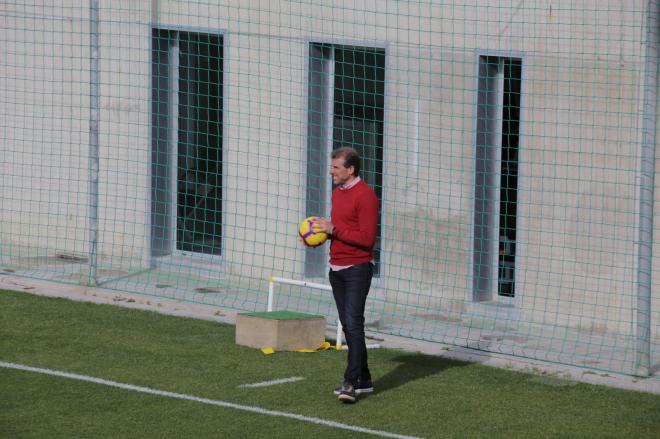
[473,55,521,300]
[306,43,385,277]
[151,29,224,257]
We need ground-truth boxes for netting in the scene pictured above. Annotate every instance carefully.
[1,1,658,377]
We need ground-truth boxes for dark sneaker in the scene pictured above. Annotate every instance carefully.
[333,380,373,395]
[337,385,356,403]
[355,379,373,394]
[333,384,349,395]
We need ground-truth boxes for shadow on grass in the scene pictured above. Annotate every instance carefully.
[367,353,468,397]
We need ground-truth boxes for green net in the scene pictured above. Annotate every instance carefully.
[1,1,658,377]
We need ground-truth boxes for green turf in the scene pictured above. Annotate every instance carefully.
[1,289,659,438]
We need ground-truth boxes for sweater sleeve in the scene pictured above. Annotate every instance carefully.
[333,190,379,250]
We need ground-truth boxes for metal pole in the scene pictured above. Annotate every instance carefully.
[87,0,100,286]
[635,0,659,377]
[271,276,333,291]
[267,277,274,312]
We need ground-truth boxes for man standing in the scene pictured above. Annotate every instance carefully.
[315,147,379,403]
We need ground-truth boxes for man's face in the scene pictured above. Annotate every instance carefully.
[330,157,354,186]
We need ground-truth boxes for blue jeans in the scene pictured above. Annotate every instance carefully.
[329,262,373,386]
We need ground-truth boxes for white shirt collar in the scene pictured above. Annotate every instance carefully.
[339,176,361,191]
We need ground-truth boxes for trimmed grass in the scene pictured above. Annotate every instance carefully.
[1,289,659,438]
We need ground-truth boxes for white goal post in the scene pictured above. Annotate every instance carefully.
[267,276,380,350]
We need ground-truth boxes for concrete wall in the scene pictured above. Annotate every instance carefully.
[0,1,654,335]
[0,3,90,257]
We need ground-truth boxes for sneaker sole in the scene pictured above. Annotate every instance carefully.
[333,387,373,395]
[338,393,356,403]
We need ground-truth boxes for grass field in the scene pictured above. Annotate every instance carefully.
[1,289,659,438]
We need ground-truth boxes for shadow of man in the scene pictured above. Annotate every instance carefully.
[363,353,468,397]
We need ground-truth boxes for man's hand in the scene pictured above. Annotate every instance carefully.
[313,217,335,235]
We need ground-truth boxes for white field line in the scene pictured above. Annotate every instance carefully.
[1,361,422,439]
[238,376,304,388]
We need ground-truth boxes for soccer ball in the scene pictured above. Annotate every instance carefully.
[298,216,328,247]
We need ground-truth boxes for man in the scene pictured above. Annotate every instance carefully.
[315,146,379,403]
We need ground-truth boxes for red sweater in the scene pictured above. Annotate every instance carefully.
[330,179,379,266]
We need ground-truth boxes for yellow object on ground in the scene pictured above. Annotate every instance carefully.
[261,341,331,355]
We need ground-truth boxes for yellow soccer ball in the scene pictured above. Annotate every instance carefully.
[298,216,328,247]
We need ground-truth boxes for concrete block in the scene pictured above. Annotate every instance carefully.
[235,311,326,351]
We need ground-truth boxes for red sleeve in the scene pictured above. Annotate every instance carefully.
[333,190,379,250]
